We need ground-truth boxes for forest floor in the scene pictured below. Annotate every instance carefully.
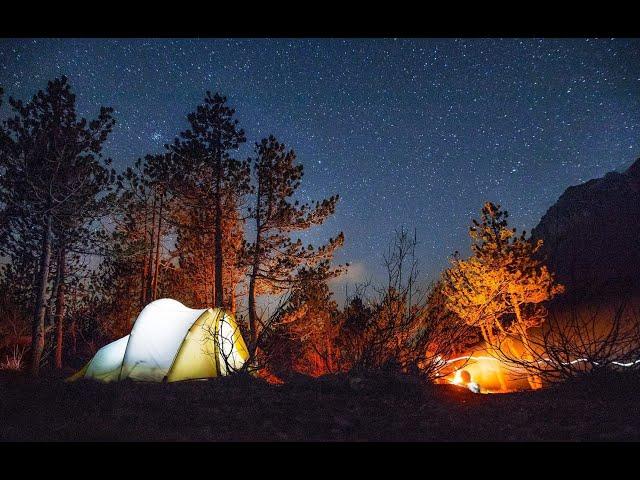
[1,369,639,441]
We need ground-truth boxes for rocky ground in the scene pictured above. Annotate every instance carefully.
[1,369,639,441]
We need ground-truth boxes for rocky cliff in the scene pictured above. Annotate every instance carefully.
[531,158,640,300]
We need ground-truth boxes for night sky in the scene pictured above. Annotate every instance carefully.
[1,38,639,294]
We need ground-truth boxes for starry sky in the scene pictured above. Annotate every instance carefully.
[1,38,639,294]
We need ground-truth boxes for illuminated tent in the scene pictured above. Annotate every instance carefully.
[68,298,249,383]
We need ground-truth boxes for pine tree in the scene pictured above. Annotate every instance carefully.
[167,92,249,308]
[442,202,564,387]
[91,153,176,338]
[0,77,114,375]
[244,135,344,350]
[167,193,245,311]
[280,264,341,375]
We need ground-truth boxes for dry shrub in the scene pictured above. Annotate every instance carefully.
[492,296,640,384]
[0,345,26,371]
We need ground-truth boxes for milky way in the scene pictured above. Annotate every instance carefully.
[1,38,639,290]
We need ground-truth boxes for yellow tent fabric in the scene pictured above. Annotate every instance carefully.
[67,299,249,383]
[166,308,249,381]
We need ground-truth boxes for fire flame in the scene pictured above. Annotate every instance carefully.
[443,354,513,393]
[450,369,464,386]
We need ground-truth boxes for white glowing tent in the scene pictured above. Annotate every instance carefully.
[68,299,249,383]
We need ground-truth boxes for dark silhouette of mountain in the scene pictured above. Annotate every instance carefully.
[531,158,640,301]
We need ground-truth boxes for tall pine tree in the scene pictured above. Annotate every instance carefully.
[167,92,249,308]
[0,77,114,375]
[442,202,564,388]
[244,135,343,349]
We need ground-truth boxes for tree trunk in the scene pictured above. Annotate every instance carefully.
[248,228,261,350]
[479,323,508,391]
[512,299,542,390]
[211,242,217,307]
[54,246,66,369]
[248,271,258,350]
[214,162,224,308]
[230,283,237,317]
[30,215,53,376]
[152,192,163,300]
[45,257,58,331]
[140,202,150,308]
[70,287,78,355]
[145,191,158,304]
[248,174,263,352]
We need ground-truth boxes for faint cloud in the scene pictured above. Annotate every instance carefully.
[330,262,366,286]
[329,262,369,304]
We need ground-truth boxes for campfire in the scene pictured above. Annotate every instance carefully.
[438,353,521,394]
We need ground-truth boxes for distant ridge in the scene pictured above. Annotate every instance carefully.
[531,157,640,300]
[612,158,637,174]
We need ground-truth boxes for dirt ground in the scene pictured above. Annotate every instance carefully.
[1,369,639,441]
